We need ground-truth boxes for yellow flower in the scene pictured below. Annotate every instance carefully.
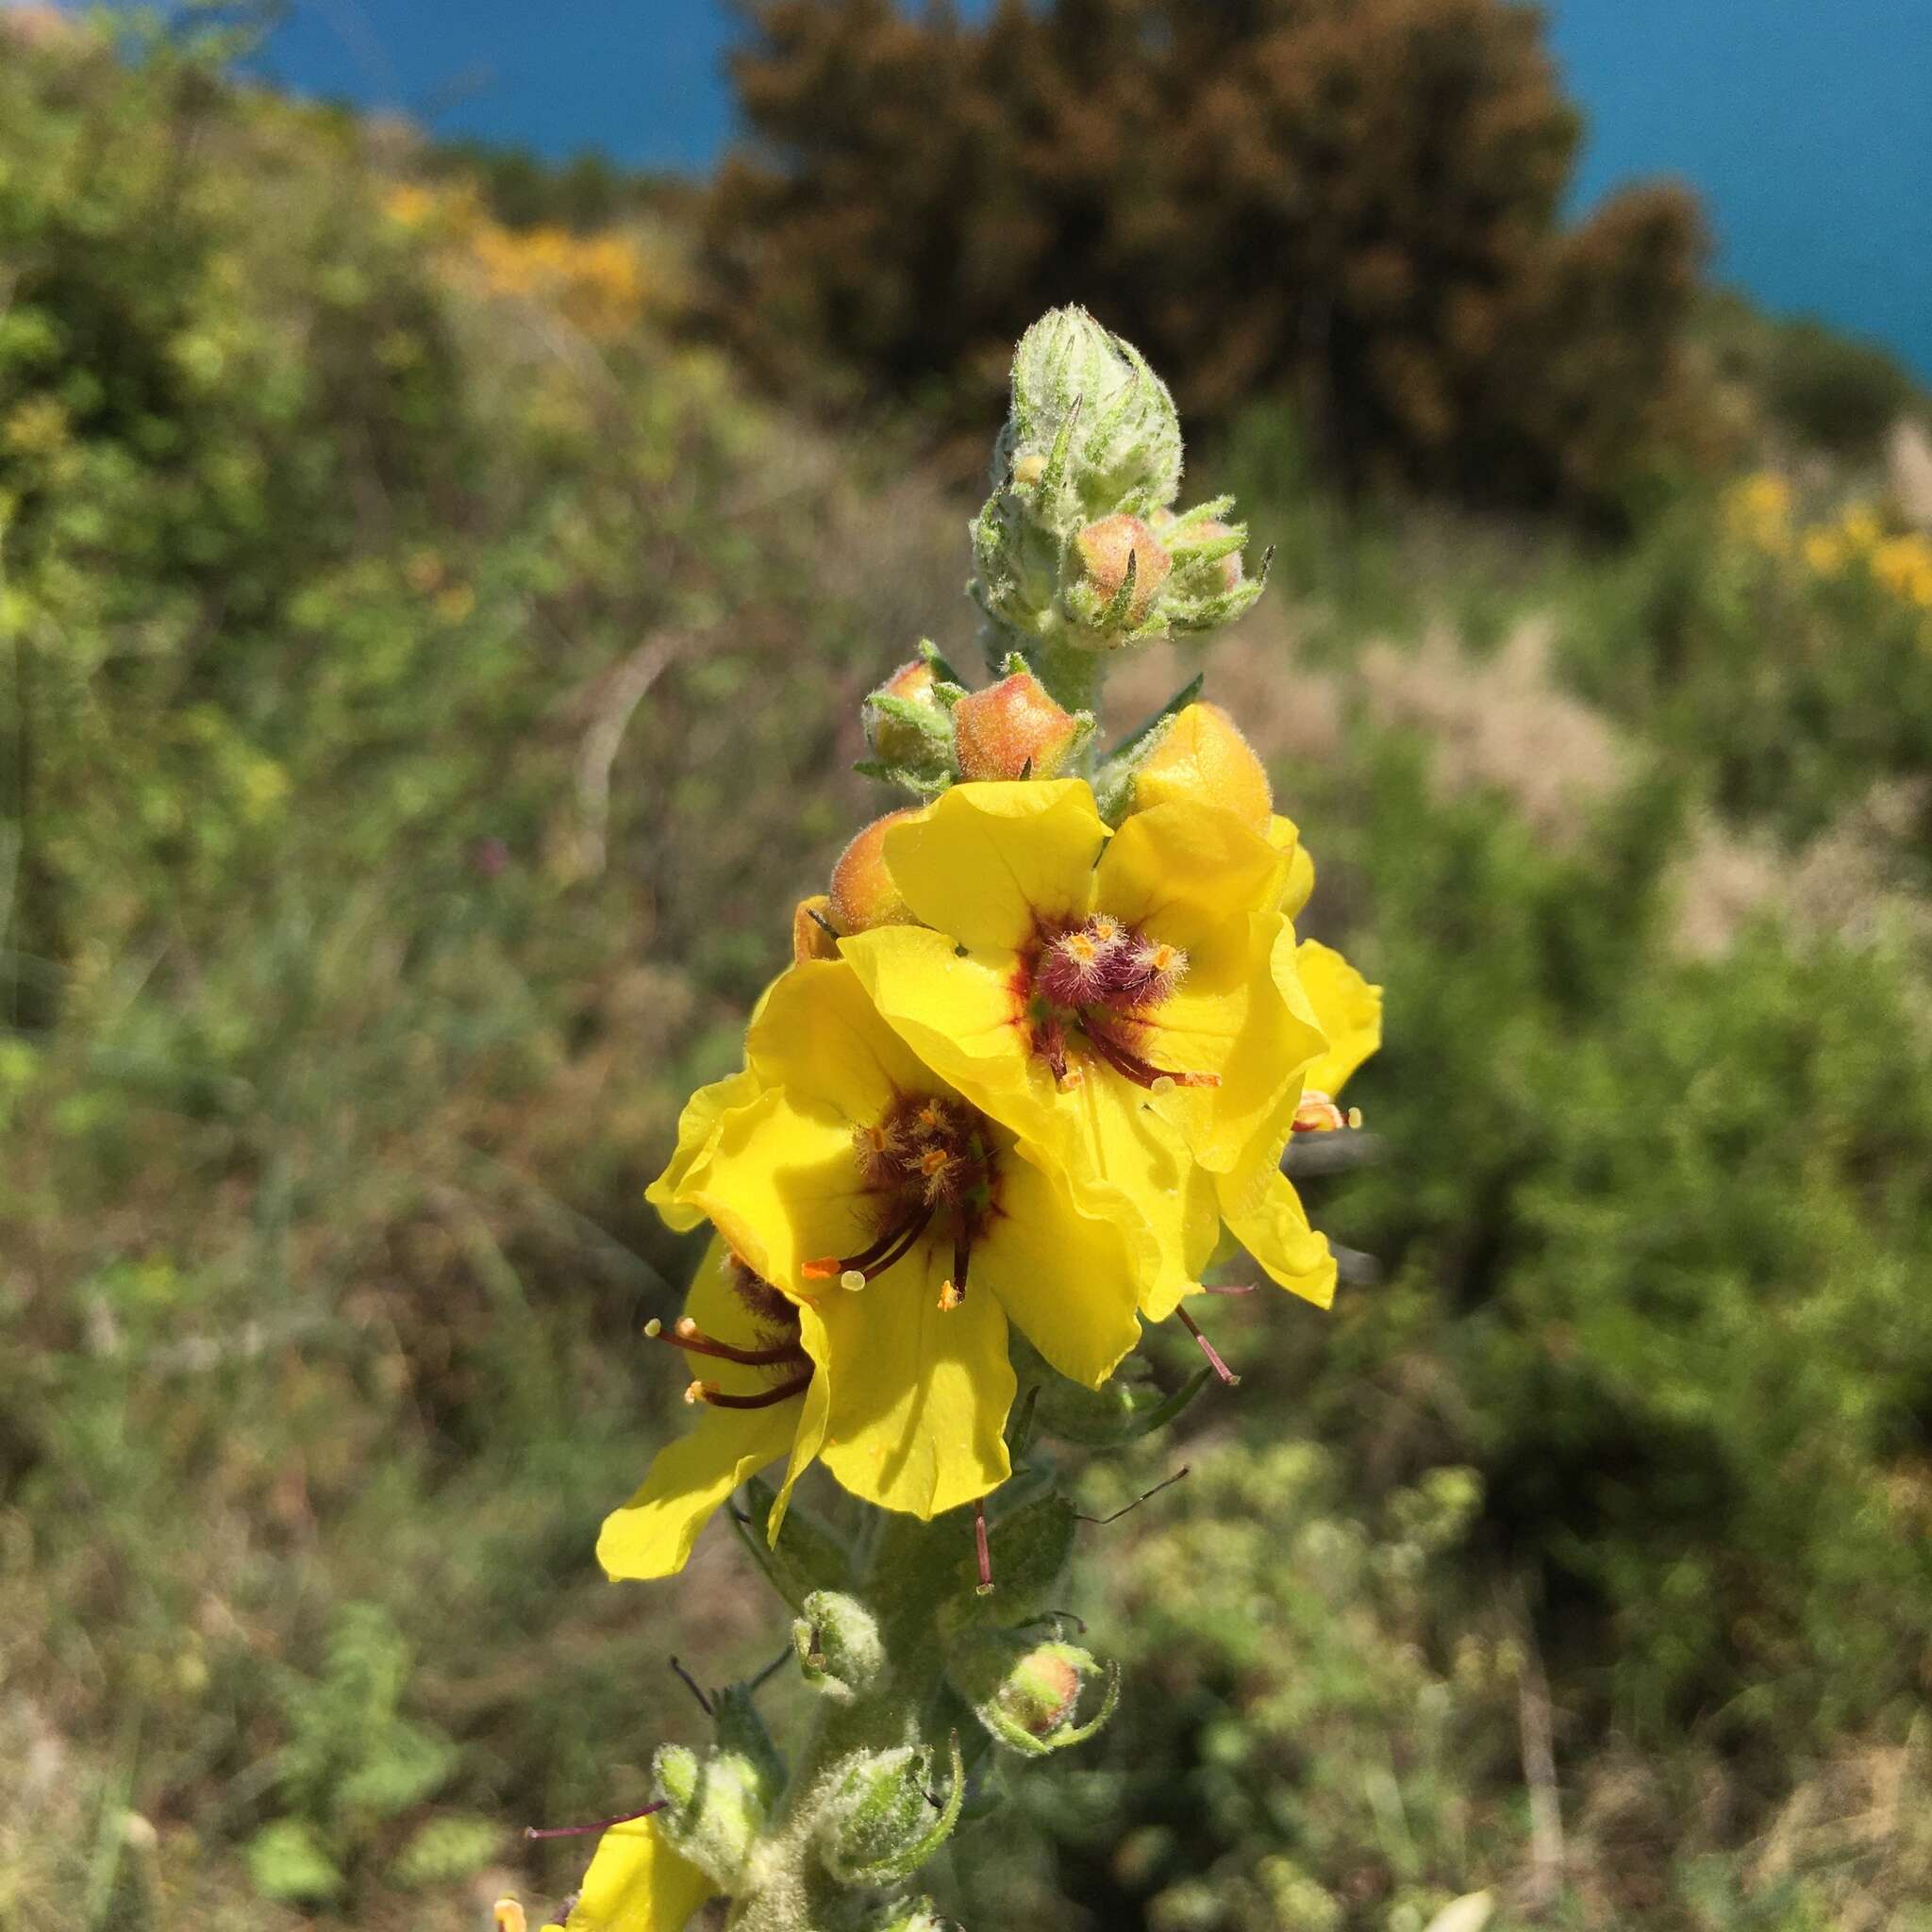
[1217,939,1383,1256]
[1723,472,1791,555]
[643,960,1142,1522]
[501,1810,711,1932]
[1129,701,1273,832]
[841,780,1337,1315]
[597,1233,820,1582]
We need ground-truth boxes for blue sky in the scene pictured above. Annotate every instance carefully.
[227,1,1929,377]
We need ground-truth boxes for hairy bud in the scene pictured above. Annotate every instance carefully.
[1071,514,1173,630]
[952,669,1089,780]
[861,650,958,793]
[971,312,1268,670]
[792,1589,888,1701]
[651,1741,758,1890]
[792,893,842,964]
[818,1734,964,1888]
[1126,702,1273,831]
[944,1628,1119,1759]
[998,307,1183,519]
[828,810,917,934]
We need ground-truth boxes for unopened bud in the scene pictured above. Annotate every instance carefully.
[828,810,918,933]
[861,656,956,787]
[1129,702,1273,831]
[1074,514,1172,627]
[996,1643,1084,1737]
[944,1627,1119,1759]
[651,1724,773,1891]
[952,671,1086,781]
[792,893,843,964]
[818,1734,964,1888]
[999,307,1183,516]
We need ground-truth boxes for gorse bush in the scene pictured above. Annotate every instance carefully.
[708,0,1707,514]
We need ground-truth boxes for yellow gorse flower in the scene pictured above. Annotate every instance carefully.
[840,779,1374,1317]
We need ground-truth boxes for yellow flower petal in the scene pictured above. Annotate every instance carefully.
[880,778,1105,951]
[976,1149,1142,1388]
[1296,938,1383,1099]
[645,1068,763,1233]
[1143,910,1325,1175]
[679,1088,867,1299]
[596,1399,799,1581]
[1214,1163,1337,1308]
[1095,799,1288,954]
[841,924,1049,1128]
[745,959,934,1127]
[1048,1073,1215,1319]
[562,1814,712,1932]
[813,1237,1014,1517]
[1268,815,1316,918]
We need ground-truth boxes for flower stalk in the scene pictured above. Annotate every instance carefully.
[493,309,1384,1932]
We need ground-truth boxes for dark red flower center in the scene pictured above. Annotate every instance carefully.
[802,1091,1000,1310]
[1018,913,1218,1091]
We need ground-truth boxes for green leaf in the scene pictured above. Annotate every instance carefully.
[389,1816,503,1890]
[245,1818,344,1904]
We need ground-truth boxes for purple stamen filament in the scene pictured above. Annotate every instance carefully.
[525,1800,666,1841]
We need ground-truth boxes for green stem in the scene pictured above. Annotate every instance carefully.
[1029,637,1103,724]
[725,1509,968,1932]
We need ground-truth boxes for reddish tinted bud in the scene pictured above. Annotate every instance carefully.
[792,892,843,963]
[828,811,919,933]
[996,1647,1084,1738]
[1074,514,1172,624]
[864,658,948,770]
[952,671,1082,781]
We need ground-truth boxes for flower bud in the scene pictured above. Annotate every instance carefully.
[1074,514,1172,628]
[944,1628,1119,1758]
[792,893,842,963]
[999,307,1183,518]
[995,1643,1084,1737]
[860,654,958,791]
[1129,702,1273,832]
[952,670,1087,780]
[1155,508,1245,592]
[827,810,917,934]
[792,1589,887,1701]
[818,1735,963,1888]
[651,1730,772,1892]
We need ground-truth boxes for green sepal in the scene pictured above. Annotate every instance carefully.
[732,1476,858,1612]
[868,692,954,743]
[1106,673,1204,763]
[1036,1363,1217,1449]
[819,1732,965,1888]
[851,758,955,798]
[1092,673,1204,824]
[915,637,965,684]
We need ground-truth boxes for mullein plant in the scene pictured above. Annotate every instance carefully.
[492,308,1381,1932]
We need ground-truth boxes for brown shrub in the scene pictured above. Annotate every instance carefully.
[707,0,1708,516]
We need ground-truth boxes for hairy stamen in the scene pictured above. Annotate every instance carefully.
[650,1316,807,1369]
[1080,1018,1220,1091]
[688,1371,813,1409]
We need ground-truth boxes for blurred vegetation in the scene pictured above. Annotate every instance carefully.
[5,11,1932,1932]
[707,0,1707,517]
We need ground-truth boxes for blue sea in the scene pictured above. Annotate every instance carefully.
[242,0,1932,379]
